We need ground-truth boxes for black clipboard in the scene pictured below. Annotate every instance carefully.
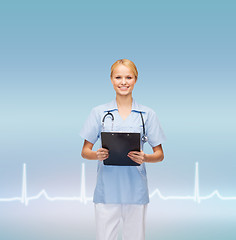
[101,132,141,166]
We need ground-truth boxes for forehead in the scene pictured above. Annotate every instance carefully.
[113,64,134,75]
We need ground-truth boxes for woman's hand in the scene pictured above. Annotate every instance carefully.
[96,148,109,161]
[127,150,145,165]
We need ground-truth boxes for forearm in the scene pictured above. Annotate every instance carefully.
[144,150,164,163]
[81,148,98,160]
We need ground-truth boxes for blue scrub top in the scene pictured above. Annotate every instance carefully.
[80,98,166,204]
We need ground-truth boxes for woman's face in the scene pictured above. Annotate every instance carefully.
[111,64,137,97]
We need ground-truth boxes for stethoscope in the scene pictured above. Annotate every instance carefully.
[102,111,148,143]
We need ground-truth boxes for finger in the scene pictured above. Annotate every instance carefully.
[98,150,109,156]
[98,148,108,152]
[128,154,144,163]
[97,152,109,158]
[128,151,140,154]
[98,155,109,161]
[99,153,109,158]
[100,150,109,155]
[129,156,142,164]
[128,152,141,156]
[128,153,142,159]
[102,154,109,160]
[101,148,109,152]
[128,152,137,156]
[128,155,139,162]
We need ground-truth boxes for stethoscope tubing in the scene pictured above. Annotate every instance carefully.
[102,111,148,143]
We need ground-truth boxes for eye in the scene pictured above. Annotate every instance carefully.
[127,76,132,79]
[115,76,121,79]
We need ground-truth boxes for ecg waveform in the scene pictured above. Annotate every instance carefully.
[0,162,235,206]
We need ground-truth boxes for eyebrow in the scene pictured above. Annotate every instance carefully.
[115,74,132,77]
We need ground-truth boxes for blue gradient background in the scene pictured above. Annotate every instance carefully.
[0,0,235,239]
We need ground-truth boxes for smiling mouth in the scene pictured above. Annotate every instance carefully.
[119,86,129,90]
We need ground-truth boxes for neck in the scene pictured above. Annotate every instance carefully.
[116,94,133,108]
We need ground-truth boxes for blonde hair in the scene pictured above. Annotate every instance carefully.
[110,59,138,80]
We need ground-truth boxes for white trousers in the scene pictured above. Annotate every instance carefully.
[94,203,148,240]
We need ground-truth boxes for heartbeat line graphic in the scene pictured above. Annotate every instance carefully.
[0,162,235,206]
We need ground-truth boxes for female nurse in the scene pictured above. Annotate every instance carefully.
[80,59,166,240]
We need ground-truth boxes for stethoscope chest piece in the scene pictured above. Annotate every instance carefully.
[142,135,148,143]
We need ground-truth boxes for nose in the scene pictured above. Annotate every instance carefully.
[122,77,126,84]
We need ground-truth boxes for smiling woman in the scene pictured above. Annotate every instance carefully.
[111,64,136,99]
[80,58,166,240]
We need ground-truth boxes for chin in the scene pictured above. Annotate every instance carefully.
[117,91,132,96]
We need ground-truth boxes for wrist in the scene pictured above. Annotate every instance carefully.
[143,153,148,163]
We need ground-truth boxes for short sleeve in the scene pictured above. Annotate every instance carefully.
[146,110,166,148]
[79,107,100,144]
